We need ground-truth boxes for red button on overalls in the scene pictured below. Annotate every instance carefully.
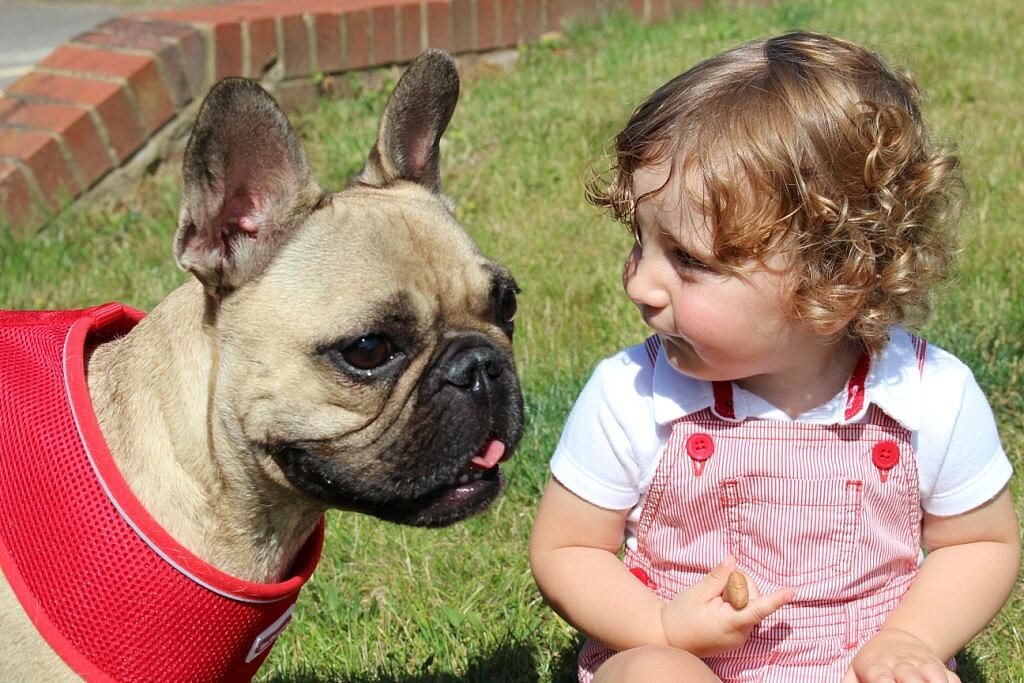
[686,433,714,475]
[872,440,900,481]
[686,433,714,460]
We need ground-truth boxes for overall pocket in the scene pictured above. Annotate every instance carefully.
[721,476,863,587]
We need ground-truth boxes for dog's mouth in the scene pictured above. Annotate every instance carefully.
[270,437,513,527]
[445,439,506,485]
[412,438,507,520]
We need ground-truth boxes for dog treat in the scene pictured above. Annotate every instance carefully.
[723,570,749,609]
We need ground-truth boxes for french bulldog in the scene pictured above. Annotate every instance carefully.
[0,49,523,682]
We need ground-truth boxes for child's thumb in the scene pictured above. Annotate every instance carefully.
[694,556,737,599]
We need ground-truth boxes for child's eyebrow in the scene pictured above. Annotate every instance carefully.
[646,199,712,249]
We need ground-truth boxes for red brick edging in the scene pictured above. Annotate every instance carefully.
[0,0,695,235]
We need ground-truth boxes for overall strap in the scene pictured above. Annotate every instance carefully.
[911,333,928,376]
[643,335,661,366]
[843,352,872,422]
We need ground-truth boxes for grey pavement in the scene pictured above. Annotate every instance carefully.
[0,2,122,93]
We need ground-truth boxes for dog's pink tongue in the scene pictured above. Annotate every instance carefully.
[471,440,506,470]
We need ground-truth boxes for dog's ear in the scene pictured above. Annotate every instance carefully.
[174,77,323,296]
[352,49,459,193]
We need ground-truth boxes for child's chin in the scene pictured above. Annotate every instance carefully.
[661,337,699,374]
[662,338,729,383]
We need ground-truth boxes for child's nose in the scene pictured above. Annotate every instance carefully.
[623,245,670,310]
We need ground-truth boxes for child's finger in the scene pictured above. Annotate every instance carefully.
[743,587,795,623]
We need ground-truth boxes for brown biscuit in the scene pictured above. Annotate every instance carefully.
[723,570,749,609]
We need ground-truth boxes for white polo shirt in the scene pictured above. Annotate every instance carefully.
[551,328,1012,549]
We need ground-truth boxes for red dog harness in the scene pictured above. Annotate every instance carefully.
[0,303,323,682]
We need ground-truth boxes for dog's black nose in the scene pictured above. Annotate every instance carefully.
[442,344,504,391]
[436,335,506,394]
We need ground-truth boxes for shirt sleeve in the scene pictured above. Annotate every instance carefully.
[919,352,1013,517]
[549,349,655,511]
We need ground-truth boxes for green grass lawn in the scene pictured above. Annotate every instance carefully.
[3,0,1021,680]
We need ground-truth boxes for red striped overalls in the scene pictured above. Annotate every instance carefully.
[579,336,928,682]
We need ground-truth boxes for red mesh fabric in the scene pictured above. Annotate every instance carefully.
[0,304,323,682]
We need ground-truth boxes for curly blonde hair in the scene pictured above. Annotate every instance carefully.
[587,31,963,356]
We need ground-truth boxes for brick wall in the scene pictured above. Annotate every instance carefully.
[0,0,703,235]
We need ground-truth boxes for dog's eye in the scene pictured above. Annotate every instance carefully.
[498,288,517,325]
[341,335,397,370]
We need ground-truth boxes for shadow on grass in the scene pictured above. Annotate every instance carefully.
[265,638,985,682]
[548,636,585,683]
[956,649,988,683]
[262,636,585,683]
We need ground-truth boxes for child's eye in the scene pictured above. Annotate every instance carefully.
[671,248,711,272]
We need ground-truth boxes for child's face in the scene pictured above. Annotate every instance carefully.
[624,163,836,392]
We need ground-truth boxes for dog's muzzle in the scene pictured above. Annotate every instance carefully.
[270,333,523,527]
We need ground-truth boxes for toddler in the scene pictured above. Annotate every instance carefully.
[529,31,1019,682]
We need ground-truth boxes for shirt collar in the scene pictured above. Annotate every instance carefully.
[865,327,923,430]
[650,328,923,429]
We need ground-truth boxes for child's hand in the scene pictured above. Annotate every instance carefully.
[843,628,960,683]
[660,557,793,657]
